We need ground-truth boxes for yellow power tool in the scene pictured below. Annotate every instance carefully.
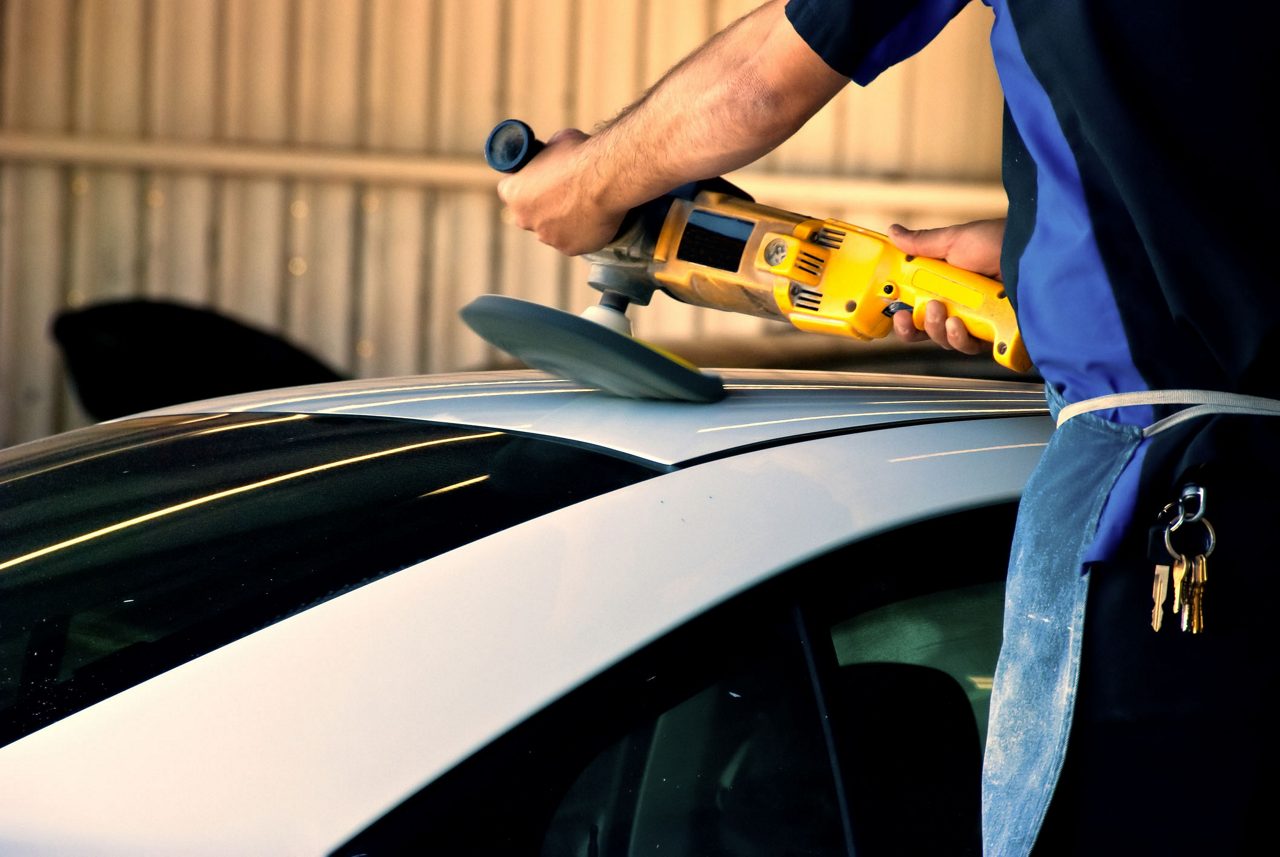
[637,192,1028,372]
[464,120,1029,403]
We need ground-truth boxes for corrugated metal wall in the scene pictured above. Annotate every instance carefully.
[0,0,1005,447]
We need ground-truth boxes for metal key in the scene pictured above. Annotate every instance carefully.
[1151,561,1170,632]
[1152,499,1187,631]
[1187,555,1198,634]
[1180,555,1195,632]
[1171,553,1189,616]
[1183,519,1215,634]
[1182,554,1200,633]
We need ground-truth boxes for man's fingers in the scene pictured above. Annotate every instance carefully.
[923,301,953,350]
[892,309,929,343]
[495,177,520,217]
[945,316,984,355]
[895,302,983,355]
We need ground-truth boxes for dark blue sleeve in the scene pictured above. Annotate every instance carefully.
[785,0,973,85]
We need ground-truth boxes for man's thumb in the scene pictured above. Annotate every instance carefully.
[888,223,952,259]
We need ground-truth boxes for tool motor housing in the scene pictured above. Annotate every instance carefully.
[623,191,1029,372]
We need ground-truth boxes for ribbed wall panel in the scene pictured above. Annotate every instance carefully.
[0,0,1003,445]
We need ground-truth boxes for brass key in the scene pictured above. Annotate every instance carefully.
[1187,555,1198,634]
[1151,561,1170,632]
[1155,499,1186,630]
[1171,554,1189,616]
[1184,518,1215,634]
[1180,555,1196,632]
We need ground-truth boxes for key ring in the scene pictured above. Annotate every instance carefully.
[1165,515,1216,560]
[1157,500,1185,532]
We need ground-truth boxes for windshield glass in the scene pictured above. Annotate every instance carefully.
[0,413,655,748]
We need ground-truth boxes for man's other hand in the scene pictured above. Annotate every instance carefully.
[886,218,1006,354]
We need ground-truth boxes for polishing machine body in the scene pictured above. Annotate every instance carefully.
[589,190,1029,373]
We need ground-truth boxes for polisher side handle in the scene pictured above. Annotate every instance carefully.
[485,119,544,173]
[485,118,662,274]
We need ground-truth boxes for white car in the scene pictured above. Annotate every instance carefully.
[0,369,1049,856]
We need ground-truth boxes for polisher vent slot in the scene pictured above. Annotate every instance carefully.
[793,284,823,312]
[796,251,824,278]
[814,227,846,249]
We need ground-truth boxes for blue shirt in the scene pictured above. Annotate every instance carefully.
[784,0,1280,561]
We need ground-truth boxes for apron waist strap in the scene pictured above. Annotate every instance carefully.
[1056,389,1280,437]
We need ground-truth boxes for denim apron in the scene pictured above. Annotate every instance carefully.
[980,385,1280,856]
[980,384,1141,856]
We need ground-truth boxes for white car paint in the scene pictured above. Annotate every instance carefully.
[0,368,1049,854]
[0,405,1049,855]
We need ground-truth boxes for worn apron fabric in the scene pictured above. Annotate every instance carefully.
[982,387,1280,856]
[981,384,1143,857]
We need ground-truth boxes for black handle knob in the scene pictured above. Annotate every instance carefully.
[485,119,544,173]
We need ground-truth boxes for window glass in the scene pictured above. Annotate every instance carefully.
[541,645,845,857]
[337,504,1017,857]
[806,505,1016,857]
[0,413,655,748]
[830,581,1004,749]
[337,605,847,857]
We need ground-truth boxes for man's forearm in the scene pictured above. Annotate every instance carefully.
[586,0,847,209]
[497,0,847,255]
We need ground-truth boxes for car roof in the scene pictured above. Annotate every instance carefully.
[143,368,1048,467]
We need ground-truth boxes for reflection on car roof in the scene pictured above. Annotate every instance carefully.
[142,369,1048,467]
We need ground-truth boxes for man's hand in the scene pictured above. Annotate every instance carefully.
[493,0,847,258]
[886,218,1006,354]
[496,129,627,256]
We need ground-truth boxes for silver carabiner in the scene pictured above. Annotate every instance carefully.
[1179,484,1207,524]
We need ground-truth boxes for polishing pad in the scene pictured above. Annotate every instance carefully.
[460,295,726,403]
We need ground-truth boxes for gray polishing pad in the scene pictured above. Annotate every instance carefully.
[460,295,725,403]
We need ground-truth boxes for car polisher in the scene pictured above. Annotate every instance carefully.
[465,119,728,403]
[462,119,1031,403]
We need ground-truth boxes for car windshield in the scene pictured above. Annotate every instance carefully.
[0,413,656,749]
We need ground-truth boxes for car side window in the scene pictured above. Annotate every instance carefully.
[817,588,1000,856]
[540,636,845,857]
[800,504,1016,856]
[337,605,848,856]
[830,581,1003,750]
[337,504,1016,857]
